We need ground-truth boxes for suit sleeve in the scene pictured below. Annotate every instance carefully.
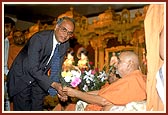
[27,34,52,92]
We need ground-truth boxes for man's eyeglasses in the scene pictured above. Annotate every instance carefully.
[59,26,73,37]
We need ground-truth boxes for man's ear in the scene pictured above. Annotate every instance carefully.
[127,60,133,69]
[54,25,59,31]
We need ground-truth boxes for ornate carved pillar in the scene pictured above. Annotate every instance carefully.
[90,38,98,68]
[98,47,105,70]
[97,36,108,70]
[90,36,108,70]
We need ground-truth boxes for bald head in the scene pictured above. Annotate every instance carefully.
[120,51,139,69]
[117,51,140,77]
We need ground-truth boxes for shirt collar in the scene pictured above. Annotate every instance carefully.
[53,33,60,49]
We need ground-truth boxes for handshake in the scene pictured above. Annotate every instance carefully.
[51,82,77,102]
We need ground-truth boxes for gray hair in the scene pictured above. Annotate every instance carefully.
[57,17,75,27]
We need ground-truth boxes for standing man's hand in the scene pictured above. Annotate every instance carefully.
[51,82,68,102]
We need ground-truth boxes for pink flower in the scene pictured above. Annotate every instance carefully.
[91,69,96,75]
[89,61,93,65]
[70,77,81,87]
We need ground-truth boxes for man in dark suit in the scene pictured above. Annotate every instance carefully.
[7,17,75,111]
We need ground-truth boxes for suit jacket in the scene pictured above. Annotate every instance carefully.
[7,30,70,97]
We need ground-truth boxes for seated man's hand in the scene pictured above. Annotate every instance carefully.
[63,86,77,97]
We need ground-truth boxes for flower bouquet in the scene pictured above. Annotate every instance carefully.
[60,62,108,92]
[60,65,82,88]
[60,65,82,106]
[78,67,108,92]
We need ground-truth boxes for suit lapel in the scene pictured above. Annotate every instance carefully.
[43,31,54,73]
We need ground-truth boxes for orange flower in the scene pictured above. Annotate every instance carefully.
[84,104,103,111]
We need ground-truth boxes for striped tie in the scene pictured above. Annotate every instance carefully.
[48,44,61,96]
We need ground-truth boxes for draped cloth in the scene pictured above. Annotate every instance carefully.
[98,70,147,105]
[144,4,164,111]
[48,44,61,96]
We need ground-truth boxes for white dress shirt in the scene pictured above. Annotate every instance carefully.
[46,34,59,65]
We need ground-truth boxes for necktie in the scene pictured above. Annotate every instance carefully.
[48,44,61,96]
